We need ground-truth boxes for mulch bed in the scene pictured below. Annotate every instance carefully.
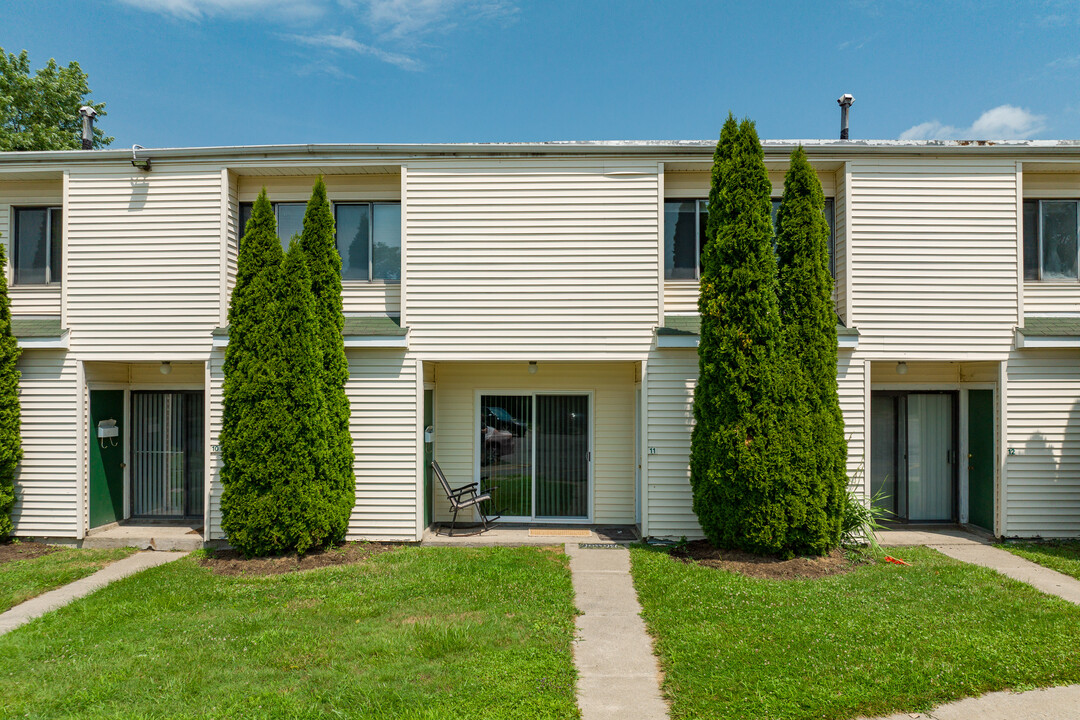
[198,542,399,577]
[670,540,856,580]
[0,540,61,565]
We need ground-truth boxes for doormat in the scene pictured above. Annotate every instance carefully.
[529,528,592,537]
[578,543,624,549]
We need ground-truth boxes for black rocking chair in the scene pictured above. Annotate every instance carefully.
[432,460,499,536]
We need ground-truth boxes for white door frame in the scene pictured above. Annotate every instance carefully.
[473,389,594,524]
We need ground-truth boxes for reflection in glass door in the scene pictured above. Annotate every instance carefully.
[479,393,590,521]
[481,395,533,518]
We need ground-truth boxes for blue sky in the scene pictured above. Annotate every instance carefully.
[3,0,1079,148]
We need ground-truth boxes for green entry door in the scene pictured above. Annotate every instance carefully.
[89,390,125,529]
[968,389,995,532]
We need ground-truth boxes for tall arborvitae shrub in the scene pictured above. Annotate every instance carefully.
[0,243,20,538]
[260,240,332,554]
[690,115,789,554]
[297,177,355,543]
[221,189,284,555]
[776,146,847,554]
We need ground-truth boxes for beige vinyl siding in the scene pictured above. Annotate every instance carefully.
[12,350,78,537]
[1024,285,1080,314]
[661,168,840,318]
[1005,349,1080,537]
[645,348,700,539]
[346,350,417,540]
[1022,174,1080,313]
[431,362,637,524]
[405,161,659,359]
[208,350,418,541]
[849,160,1018,359]
[208,349,224,539]
[0,180,63,315]
[663,169,837,198]
[237,174,402,315]
[663,283,699,314]
[65,165,222,359]
[837,352,866,495]
[644,348,867,538]
[833,167,848,324]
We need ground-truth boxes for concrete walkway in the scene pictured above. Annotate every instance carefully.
[878,527,1080,605]
[565,542,668,720]
[0,550,186,636]
[864,528,1080,719]
[863,684,1080,720]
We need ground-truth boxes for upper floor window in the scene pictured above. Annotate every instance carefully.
[239,201,402,282]
[1024,200,1079,281]
[239,202,306,248]
[664,198,835,280]
[335,203,401,282]
[663,199,707,280]
[13,207,62,285]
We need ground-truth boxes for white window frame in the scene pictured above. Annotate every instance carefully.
[1024,199,1080,282]
[662,198,708,281]
[332,201,401,284]
[664,197,835,281]
[12,205,62,286]
[239,200,401,284]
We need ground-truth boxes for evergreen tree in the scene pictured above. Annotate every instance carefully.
[776,146,847,554]
[221,189,283,555]
[690,115,789,554]
[0,243,20,538]
[297,177,355,544]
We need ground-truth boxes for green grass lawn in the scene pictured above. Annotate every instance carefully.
[0,545,579,720]
[631,545,1080,720]
[997,540,1080,581]
[0,545,136,612]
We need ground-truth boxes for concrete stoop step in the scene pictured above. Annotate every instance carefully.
[82,525,205,552]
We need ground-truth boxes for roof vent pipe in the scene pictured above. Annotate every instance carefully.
[79,106,97,150]
[837,94,854,140]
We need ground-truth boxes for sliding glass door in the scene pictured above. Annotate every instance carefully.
[479,393,590,521]
[131,391,204,518]
[870,391,956,523]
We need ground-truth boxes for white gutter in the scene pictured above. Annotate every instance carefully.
[1015,331,1080,349]
[4,139,1080,167]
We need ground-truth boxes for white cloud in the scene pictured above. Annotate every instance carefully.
[285,31,421,70]
[899,105,1047,140]
[344,0,517,41]
[118,0,517,70]
[1048,54,1080,69]
[116,0,327,21]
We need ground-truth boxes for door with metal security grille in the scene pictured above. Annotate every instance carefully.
[131,391,204,518]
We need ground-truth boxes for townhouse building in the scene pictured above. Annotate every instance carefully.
[1,139,1078,544]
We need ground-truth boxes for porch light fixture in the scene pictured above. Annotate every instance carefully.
[528,361,538,374]
[896,361,908,375]
[160,361,172,375]
[131,144,151,171]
